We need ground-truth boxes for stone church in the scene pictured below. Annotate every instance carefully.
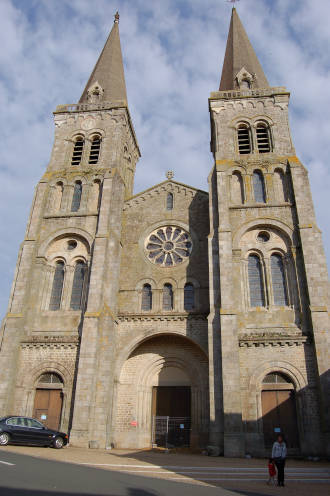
[0,8,329,457]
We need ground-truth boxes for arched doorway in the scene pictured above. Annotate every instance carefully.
[152,366,191,448]
[113,334,209,449]
[261,372,299,450]
[33,373,63,430]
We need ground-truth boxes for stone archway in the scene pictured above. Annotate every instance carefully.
[113,334,209,449]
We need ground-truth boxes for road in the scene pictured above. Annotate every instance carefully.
[0,449,232,496]
[0,447,329,496]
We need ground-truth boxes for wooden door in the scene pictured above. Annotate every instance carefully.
[33,389,63,430]
[153,386,191,417]
[261,389,299,449]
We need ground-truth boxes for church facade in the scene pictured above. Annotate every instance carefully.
[0,9,329,457]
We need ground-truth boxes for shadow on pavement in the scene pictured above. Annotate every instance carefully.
[0,489,159,496]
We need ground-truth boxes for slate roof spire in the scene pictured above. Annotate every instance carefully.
[219,8,269,91]
[79,12,128,104]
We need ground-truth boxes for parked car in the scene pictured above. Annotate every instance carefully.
[0,416,68,449]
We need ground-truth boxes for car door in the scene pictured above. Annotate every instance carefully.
[24,418,51,445]
[5,417,30,443]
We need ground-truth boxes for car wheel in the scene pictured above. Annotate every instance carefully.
[0,432,10,446]
[53,436,64,449]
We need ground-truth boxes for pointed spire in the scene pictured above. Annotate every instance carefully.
[219,8,269,91]
[79,12,128,104]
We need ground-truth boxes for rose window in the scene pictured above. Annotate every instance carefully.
[145,226,192,266]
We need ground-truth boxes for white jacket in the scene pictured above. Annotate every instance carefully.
[272,441,287,459]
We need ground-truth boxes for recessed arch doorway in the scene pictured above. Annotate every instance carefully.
[113,334,209,449]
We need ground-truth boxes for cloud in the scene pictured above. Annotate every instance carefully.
[1,0,330,317]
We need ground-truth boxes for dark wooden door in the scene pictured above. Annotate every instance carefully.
[33,389,63,430]
[261,389,299,449]
[153,386,191,417]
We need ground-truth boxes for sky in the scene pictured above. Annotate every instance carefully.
[1,0,330,318]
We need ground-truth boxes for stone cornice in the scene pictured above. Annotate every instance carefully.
[117,313,208,323]
[21,335,79,350]
[239,330,310,347]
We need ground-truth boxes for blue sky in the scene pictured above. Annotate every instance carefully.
[1,0,330,317]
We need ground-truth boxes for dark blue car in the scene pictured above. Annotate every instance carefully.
[0,416,68,449]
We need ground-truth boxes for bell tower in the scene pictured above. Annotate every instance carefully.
[0,12,140,448]
[208,8,330,456]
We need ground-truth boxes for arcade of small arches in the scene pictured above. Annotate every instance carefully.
[49,177,102,214]
[140,281,196,312]
[231,166,290,205]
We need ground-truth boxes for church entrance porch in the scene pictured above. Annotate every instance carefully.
[113,334,209,449]
[152,386,191,447]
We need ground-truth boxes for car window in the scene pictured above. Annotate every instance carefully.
[17,417,26,427]
[26,418,44,429]
[6,417,19,426]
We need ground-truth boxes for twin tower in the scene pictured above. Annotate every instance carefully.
[0,9,329,457]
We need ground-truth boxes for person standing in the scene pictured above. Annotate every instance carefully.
[272,434,287,486]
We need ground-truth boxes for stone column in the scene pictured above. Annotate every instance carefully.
[216,163,244,457]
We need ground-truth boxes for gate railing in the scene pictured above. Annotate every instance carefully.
[152,416,191,448]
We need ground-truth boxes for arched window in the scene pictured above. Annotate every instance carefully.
[49,261,65,310]
[90,180,101,211]
[273,169,287,202]
[88,136,101,164]
[71,137,84,166]
[256,123,271,153]
[141,284,152,311]
[241,79,251,89]
[70,261,86,310]
[166,192,173,210]
[237,124,252,154]
[53,182,63,211]
[163,283,173,311]
[38,373,63,385]
[253,170,266,203]
[71,181,82,212]
[248,254,266,307]
[263,372,292,385]
[271,254,288,306]
[231,171,244,204]
[184,283,194,311]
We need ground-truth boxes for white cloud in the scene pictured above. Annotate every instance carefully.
[1,0,330,316]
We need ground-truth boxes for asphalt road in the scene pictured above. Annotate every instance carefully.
[0,450,233,496]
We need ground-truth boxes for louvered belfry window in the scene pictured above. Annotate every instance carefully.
[88,136,101,164]
[248,254,266,307]
[141,284,152,311]
[71,181,82,212]
[184,283,194,311]
[253,170,266,203]
[256,123,271,153]
[163,283,173,311]
[167,193,173,210]
[70,261,86,310]
[49,261,65,310]
[271,254,288,306]
[237,124,251,154]
[71,137,84,166]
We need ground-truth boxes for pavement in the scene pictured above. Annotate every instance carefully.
[0,445,329,496]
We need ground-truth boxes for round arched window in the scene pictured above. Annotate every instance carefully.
[38,373,63,385]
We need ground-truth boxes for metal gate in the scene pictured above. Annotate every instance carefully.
[152,416,191,448]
